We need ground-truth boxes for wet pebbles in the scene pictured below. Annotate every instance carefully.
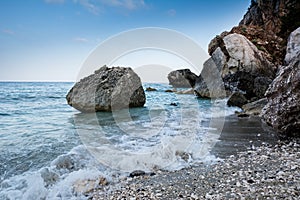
[91,140,300,199]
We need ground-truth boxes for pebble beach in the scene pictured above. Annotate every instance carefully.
[90,138,300,199]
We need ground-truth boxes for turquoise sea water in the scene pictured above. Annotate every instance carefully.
[0,82,238,199]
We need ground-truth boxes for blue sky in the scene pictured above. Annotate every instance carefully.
[0,0,250,81]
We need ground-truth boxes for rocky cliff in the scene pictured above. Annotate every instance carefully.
[261,27,300,137]
[209,0,300,66]
[197,0,300,137]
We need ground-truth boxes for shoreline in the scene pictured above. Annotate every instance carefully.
[91,139,300,199]
[89,115,300,199]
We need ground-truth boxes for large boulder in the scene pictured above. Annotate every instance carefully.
[167,69,198,88]
[285,27,300,64]
[194,57,226,98]
[66,66,146,112]
[261,52,300,137]
[211,33,276,100]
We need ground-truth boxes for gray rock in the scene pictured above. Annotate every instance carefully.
[208,32,230,56]
[262,52,300,137]
[167,69,198,88]
[222,33,275,79]
[210,33,276,100]
[197,33,275,100]
[253,77,273,98]
[242,98,267,115]
[194,58,226,98]
[66,66,146,112]
[227,92,248,108]
[129,170,146,178]
[285,27,300,65]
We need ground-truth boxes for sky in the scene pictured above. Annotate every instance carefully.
[0,0,250,82]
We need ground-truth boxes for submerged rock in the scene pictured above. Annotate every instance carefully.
[165,89,175,93]
[167,69,198,88]
[146,87,157,91]
[66,66,146,112]
[262,52,300,137]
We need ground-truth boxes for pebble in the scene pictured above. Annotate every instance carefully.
[90,139,300,199]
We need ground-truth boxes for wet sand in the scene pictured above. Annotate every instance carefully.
[211,115,278,158]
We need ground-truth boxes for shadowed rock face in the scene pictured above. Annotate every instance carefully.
[167,69,198,88]
[262,53,300,137]
[227,92,248,108]
[66,66,146,112]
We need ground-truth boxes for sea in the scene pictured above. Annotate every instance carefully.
[0,82,240,199]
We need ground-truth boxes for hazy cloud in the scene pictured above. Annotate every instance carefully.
[121,0,146,10]
[44,0,65,4]
[167,9,176,17]
[2,29,15,35]
[97,0,146,11]
[76,0,100,15]
[73,37,89,42]
[45,0,146,15]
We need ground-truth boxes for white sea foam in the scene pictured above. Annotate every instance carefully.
[0,145,112,200]
[0,83,243,199]
[0,123,228,200]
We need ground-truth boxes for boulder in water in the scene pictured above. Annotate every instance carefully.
[66,66,146,112]
[194,57,226,98]
[167,69,198,88]
[146,87,157,91]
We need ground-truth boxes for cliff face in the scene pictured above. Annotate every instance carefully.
[209,0,300,66]
[239,0,300,65]
[240,0,294,34]
[202,0,300,137]
[261,27,300,137]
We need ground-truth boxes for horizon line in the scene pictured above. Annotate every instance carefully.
[0,80,169,84]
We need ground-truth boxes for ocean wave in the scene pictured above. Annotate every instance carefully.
[47,96,64,99]
[0,136,221,199]
[0,145,111,200]
[0,82,241,199]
